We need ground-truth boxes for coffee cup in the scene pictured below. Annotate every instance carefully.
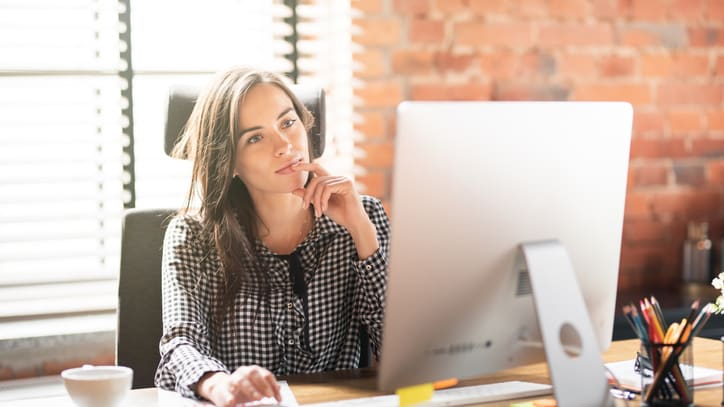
[61,365,133,407]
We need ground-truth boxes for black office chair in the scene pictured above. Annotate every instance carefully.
[116,84,369,389]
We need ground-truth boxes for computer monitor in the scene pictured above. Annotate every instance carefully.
[378,101,633,405]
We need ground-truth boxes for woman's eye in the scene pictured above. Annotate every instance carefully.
[247,134,262,144]
[282,119,296,129]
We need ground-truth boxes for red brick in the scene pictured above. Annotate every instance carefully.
[622,220,672,244]
[631,164,669,187]
[669,0,706,21]
[355,49,387,78]
[558,53,598,78]
[357,170,387,197]
[469,0,508,14]
[455,22,533,47]
[391,50,435,74]
[352,0,384,13]
[597,55,635,77]
[671,54,710,77]
[688,27,724,47]
[539,24,614,47]
[433,0,469,13]
[90,352,115,366]
[619,245,669,270]
[673,163,707,187]
[668,110,703,133]
[354,18,401,46]
[651,190,721,221]
[512,0,548,18]
[478,51,518,79]
[550,0,589,18]
[640,53,709,78]
[393,0,430,15]
[620,27,663,47]
[574,83,651,105]
[691,137,724,156]
[657,83,724,106]
[708,0,724,21]
[434,51,476,72]
[627,0,669,20]
[356,141,394,168]
[591,0,617,18]
[409,18,445,43]
[354,110,387,139]
[707,111,724,132]
[632,110,665,134]
[356,80,404,108]
[710,161,724,185]
[716,56,724,76]
[410,83,493,100]
[42,359,85,376]
[630,138,687,159]
[518,50,557,77]
[0,367,13,380]
[624,191,652,220]
[387,114,397,139]
[492,82,570,100]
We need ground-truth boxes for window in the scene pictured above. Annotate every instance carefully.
[0,0,354,336]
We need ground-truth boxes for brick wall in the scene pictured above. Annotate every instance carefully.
[351,0,724,291]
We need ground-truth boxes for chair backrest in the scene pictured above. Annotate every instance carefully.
[117,208,175,388]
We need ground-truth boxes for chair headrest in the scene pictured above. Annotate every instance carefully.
[164,84,326,159]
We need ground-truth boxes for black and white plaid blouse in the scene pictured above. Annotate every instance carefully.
[155,195,389,399]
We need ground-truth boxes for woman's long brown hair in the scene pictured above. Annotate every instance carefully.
[172,67,314,329]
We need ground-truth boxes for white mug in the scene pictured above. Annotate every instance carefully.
[61,365,133,407]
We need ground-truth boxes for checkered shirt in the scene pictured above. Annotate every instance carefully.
[154,195,389,399]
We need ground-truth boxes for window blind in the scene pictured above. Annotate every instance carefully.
[0,0,123,319]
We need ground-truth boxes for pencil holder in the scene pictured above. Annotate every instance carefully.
[640,340,694,407]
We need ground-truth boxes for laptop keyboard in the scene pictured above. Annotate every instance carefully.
[303,381,553,406]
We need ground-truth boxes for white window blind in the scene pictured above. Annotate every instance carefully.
[0,0,124,319]
[0,0,354,327]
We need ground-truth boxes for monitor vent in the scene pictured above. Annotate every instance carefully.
[515,269,532,296]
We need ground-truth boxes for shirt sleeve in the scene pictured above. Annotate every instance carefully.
[352,196,390,360]
[154,215,229,399]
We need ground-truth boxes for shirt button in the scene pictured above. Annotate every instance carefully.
[365,264,372,271]
[288,339,295,345]
[287,302,293,309]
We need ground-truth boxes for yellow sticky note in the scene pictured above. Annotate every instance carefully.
[396,383,434,406]
[509,403,534,407]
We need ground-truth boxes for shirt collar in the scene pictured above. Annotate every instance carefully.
[254,212,347,257]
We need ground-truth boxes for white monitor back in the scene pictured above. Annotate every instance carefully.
[378,101,632,391]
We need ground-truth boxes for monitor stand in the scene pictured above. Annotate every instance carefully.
[517,240,614,407]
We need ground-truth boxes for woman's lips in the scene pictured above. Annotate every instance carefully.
[275,158,303,174]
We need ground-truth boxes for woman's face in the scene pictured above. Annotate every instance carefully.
[233,83,309,199]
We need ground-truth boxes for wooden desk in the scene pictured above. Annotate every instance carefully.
[8,338,723,406]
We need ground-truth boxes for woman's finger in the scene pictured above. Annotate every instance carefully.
[246,367,278,400]
[302,176,321,210]
[318,177,348,212]
[293,161,329,177]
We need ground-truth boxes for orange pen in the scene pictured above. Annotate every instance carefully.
[433,378,459,390]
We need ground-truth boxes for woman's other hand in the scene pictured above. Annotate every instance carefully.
[292,162,379,259]
[197,366,281,407]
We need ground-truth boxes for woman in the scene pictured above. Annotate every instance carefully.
[154,67,389,407]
